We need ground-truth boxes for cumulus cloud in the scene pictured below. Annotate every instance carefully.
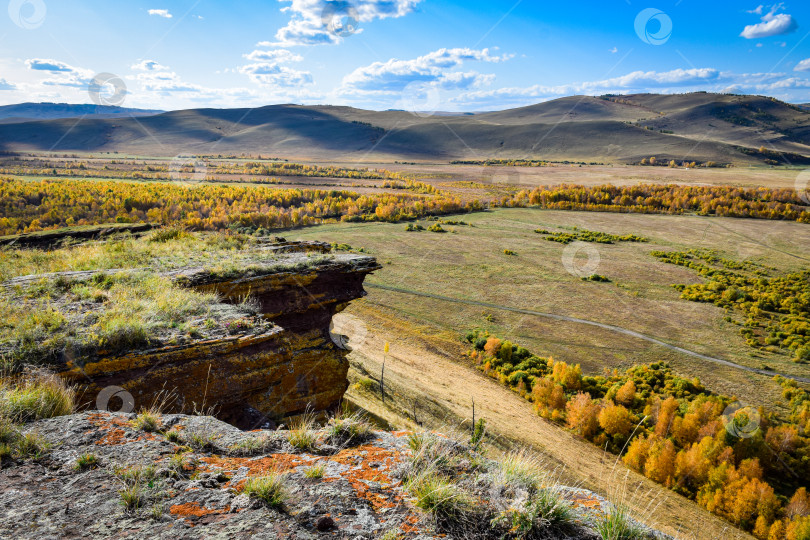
[25,58,94,89]
[238,47,313,87]
[131,60,169,72]
[741,4,797,39]
[452,68,727,108]
[795,58,810,71]
[148,9,173,18]
[244,49,304,63]
[341,47,510,93]
[130,63,202,93]
[25,59,74,72]
[272,0,421,46]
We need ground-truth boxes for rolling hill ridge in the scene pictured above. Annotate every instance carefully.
[0,93,808,165]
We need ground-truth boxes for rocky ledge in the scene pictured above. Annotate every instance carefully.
[0,411,667,540]
[4,241,380,429]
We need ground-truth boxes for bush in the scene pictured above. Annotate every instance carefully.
[0,370,75,422]
[242,473,287,508]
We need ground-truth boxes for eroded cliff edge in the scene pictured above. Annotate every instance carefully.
[4,240,381,429]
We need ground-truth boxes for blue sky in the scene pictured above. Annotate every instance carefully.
[1,0,809,111]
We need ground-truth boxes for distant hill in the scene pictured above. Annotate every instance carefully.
[0,102,163,124]
[0,93,808,165]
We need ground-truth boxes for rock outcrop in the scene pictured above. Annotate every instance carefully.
[0,411,668,539]
[49,242,381,429]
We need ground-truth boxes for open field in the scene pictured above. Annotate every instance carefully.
[293,208,810,407]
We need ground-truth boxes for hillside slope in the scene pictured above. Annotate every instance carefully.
[0,93,807,164]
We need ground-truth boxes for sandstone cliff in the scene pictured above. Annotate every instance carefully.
[6,241,380,429]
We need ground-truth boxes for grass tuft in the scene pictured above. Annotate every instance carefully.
[304,462,326,479]
[131,411,162,432]
[595,504,648,540]
[14,431,51,459]
[287,414,318,451]
[242,473,288,508]
[0,370,75,422]
[74,452,100,471]
[324,411,372,446]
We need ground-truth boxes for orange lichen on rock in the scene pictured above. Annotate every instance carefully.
[200,453,310,489]
[170,502,231,527]
[329,445,402,512]
[86,412,159,446]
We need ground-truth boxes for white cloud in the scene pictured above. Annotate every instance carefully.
[341,47,510,93]
[272,0,421,46]
[148,9,173,18]
[238,47,312,87]
[795,58,810,71]
[0,79,15,90]
[741,5,797,39]
[238,64,313,86]
[131,60,169,72]
[244,49,303,63]
[452,68,727,108]
[25,59,74,72]
[748,5,764,15]
[609,47,618,54]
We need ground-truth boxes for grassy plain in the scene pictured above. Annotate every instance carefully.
[293,208,810,408]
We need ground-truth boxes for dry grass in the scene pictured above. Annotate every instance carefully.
[0,369,75,422]
[296,208,810,405]
[286,413,318,451]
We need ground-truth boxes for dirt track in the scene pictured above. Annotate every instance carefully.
[342,307,752,540]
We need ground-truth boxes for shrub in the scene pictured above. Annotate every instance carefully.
[242,473,287,508]
[149,228,188,243]
[353,377,378,392]
[0,370,75,422]
[165,429,182,443]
